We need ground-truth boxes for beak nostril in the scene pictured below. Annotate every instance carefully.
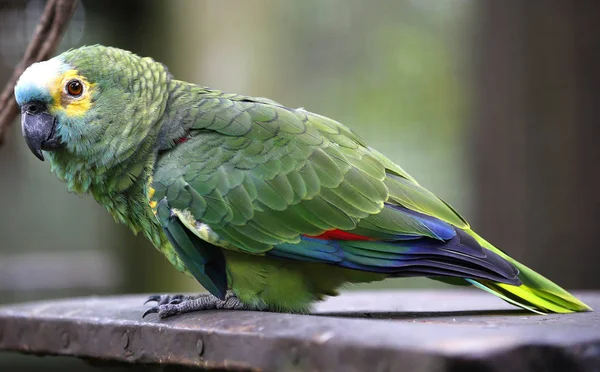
[24,102,44,115]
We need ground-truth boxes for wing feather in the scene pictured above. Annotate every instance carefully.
[152,93,489,283]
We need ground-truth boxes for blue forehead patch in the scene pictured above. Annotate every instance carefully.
[14,57,69,106]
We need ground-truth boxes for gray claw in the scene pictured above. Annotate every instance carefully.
[144,294,180,306]
[142,306,159,318]
[144,295,162,305]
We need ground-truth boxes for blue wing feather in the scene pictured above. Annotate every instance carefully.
[267,204,520,286]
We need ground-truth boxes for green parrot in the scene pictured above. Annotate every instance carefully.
[14,45,590,317]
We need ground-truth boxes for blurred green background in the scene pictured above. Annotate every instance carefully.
[0,0,599,369]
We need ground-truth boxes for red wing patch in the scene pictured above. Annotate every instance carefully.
[305,229,373,241]
[175,136,189,144]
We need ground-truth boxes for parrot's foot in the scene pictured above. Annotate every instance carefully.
[142,291,249,319]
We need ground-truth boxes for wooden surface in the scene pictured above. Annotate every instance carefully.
[0,290,598,371]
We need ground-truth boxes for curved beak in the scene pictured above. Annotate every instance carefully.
[20,102,62,161]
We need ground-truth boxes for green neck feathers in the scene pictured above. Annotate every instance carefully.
[46,78,219,245]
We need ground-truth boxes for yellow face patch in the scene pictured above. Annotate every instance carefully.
[49,70,95,118]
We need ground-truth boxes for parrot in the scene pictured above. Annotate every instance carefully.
[13,45,590,318]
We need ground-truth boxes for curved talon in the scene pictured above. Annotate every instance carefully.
[144,294,187,306]
[142,307,159,318]
[144,295,162,305]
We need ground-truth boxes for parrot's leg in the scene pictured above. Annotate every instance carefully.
[142,291,250,318]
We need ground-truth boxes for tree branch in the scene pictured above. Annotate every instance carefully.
[0,0,79,147]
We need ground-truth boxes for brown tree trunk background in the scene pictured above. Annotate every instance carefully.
[472,1,600,289]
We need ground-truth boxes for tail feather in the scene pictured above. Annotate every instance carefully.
[465,229,591,313]
[466,278,544,314]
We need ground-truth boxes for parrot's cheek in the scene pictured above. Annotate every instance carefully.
[20,103,63,161]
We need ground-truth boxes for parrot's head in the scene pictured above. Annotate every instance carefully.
[14,45,170,172]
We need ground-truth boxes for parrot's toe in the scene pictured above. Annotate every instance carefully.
[142,292,251,319]
[143,293,189,306]
[143,295,162,305]
[142,293,195,318]
[142,306,159,318]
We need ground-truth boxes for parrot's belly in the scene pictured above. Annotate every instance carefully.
[221,250,385,313]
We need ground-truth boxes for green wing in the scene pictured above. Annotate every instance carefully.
[151,92,468,255]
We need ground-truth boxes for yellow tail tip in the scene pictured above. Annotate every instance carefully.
[468,279,592,314]
[464,229,592,314]
[498,283,592,313]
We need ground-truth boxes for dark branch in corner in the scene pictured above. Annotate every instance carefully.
[0,0,79,147]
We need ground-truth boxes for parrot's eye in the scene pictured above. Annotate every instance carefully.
[66,79,83,97]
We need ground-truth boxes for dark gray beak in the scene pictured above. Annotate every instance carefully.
[20,102,62,161]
